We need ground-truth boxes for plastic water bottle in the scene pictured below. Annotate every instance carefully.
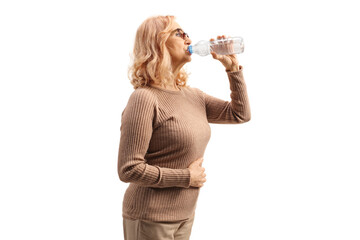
[187,36,244,56]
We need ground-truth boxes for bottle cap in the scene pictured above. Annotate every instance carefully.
[187,46,193,54]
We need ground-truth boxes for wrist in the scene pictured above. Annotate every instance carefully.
[226,65,240,72]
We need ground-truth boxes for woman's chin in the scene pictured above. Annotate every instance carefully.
[179,55,192,66]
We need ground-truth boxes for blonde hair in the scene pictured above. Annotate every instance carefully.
[128,15,189,89]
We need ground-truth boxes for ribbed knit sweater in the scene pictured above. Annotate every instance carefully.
[118,65,250,222]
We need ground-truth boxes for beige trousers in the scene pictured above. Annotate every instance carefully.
[123,215,195,240]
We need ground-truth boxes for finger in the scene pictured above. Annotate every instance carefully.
[211,51,221,60]
[212,52,223,60]
[210,51,217,59]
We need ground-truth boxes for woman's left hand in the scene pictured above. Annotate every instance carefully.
[210,35,240,72]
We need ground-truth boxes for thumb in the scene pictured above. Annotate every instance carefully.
[211,51,225,61]
[210,51,218,59]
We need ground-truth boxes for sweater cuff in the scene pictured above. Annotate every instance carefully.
[160,168,191,188]
[226,65,244,83]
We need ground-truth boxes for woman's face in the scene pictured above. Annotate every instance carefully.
[165,22,192,68]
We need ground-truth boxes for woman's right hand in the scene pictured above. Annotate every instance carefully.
[188,157,207,188]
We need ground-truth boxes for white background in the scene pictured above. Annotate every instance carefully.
[1,0,359,239]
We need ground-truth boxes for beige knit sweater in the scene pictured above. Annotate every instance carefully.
[118,65,250,222]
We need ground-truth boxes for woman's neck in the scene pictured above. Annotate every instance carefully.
[150,82,180,91]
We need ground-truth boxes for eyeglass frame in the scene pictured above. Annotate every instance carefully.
[171,28,190,40]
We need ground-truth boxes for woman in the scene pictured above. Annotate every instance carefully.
[118,15,251,240]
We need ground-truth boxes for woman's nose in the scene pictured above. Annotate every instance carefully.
[185,38,192,45]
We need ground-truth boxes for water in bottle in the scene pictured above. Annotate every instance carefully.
[187,36,244,56]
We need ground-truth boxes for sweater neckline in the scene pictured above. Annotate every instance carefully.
[148,85,183,94]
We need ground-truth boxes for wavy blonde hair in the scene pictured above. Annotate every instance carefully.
[128,15,189,89]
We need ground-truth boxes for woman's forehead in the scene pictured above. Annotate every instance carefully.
[171,21,181,29]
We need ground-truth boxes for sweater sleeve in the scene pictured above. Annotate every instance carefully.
[201,65,251,124]
[117,89,191,188]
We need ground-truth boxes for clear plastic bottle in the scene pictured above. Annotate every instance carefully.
[187,36,244,56]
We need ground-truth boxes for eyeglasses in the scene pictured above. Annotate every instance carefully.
[172,28,189,40]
